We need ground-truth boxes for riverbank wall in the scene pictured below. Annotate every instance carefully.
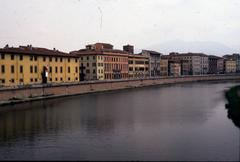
[1,75,240,106]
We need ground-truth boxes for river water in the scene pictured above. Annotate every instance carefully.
[0,81,239,161]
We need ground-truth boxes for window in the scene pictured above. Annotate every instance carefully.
[60,67,63,73]
[68,58,70,62]
[1,79,5,83]
[55,78,58,81]
[93,56,96,60]
[11,79,15,83]
[20,55,23,60]
[1,65,5,73]
[68,67,71,73]
[43,57,46,62]
[75,58,78,63]
[50,78,52,81]
[81,57,83,61]
[93,69,96,74]
[11,55,14,60]
[30,56,33,61]
[49,57,52,62]
[92,63,96,67]
[35,78,38,82]
[75,67,78,73]
[86,69,90,73]
[1,53,5,59]
[75,77,78,81]
[55,67,58,73]
[50,66,52,73]
[55,57,58,62]
[11,65,14,73]
[35,66,38,73]
[20,78,23,82]
[34,56,37,61]
[68,77,71,81]
[30,66,33,73]
[30,78,33,82]
[20,66,23,73]
[60,58,63,62]
[87,63,89,67]
[87,57,89,60]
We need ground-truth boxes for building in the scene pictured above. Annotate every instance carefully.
[123,45,134,54]
[160,58,168,76]
[141,50,162,77]
[169,61,181,77]
[232,54,240,73]
[217,58,224,74]
[181,60,191,76]
[224,59,237,74]
[71,43,129,81]
[168,52,209,75]
[0,45,79,87]
[128,54,149,79]
[224,54,240,73]
[208,55,222,74]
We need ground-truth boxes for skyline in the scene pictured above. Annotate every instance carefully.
[0,0,240,55]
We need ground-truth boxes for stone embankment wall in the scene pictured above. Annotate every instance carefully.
[0,75,240,105]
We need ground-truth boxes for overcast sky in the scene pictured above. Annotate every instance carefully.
[0,0,239,53]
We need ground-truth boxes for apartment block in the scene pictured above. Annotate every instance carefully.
[0,45,79,87]
[71,43,129,81]
[141,50,162,77]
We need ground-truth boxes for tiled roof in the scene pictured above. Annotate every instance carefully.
[70,48,130,56]
[0,46,78,58]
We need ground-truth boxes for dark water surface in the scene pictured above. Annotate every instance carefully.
[0,82,239,161]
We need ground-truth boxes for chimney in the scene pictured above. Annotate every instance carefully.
[123,44,134,54]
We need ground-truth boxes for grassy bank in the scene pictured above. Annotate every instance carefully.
[225,85,240,128]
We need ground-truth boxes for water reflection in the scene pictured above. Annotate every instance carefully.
[0,82,239,161]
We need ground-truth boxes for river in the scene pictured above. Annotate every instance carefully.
[0,81,239,161]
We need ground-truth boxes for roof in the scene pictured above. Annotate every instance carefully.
[170,52,208,57]
[128,53,149,59]
[208,55,223,59]
[142,50,162,55]
[70,48,130,56]
[0,46,78,58]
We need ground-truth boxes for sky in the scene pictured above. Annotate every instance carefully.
[0,0,240,54]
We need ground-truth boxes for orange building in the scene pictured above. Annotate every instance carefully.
[71,43,129,81]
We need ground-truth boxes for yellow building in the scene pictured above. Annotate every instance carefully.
[0,45,79,87]
[160,59,168,76]
[224,59,237,73]
[128,54,149,79]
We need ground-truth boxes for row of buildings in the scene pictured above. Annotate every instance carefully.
[0,43,239,87]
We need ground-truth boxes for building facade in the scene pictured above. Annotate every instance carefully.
[168,53,209,75]
[71,43,129,81]
[128,54,149,79]
[208,55,222,74]
[160,59,168,76]
[0,45,79,87]
[217,58,224,74]
[141,50,162,77]
[169,61,181,77]
[224,59,237,74]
